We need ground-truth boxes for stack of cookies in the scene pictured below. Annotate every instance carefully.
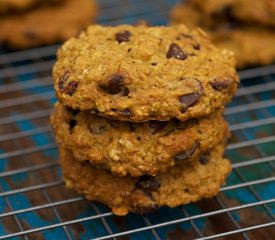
[0,0,97,49]
[50,24,239,215]
[171,0,275,68]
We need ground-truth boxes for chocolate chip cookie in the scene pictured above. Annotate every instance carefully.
[53,24,238,122]
[189,0,275,27]
[50,102,229,177]
[0,0,64,14]
[171,4,275,68]
[60,144,231,216]
[0,0,98,49]
[212,27,275,68]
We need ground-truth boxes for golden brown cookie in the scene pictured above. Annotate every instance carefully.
[212,27,275,68]
[171,4,275,68]
[189,0,275,27]
[52,24,238,122]
[50,102,229,177]
[0,0,98,49]
[60,144,231,216]
[0,0,64,14]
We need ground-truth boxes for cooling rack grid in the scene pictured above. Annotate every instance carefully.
[0,0,274,239]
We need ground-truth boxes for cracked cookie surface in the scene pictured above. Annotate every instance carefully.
[53,24,238,122]
[60,144,231,216]
[51,102,229,177]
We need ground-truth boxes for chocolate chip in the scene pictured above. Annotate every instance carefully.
[66,107,80,116]
[122,87,129,96]
[72,109,80,116]
[179,92,201,110]
[172,118,182,128]
[210,80,230,91]
[151,62,157,66]
[115,30,131,43]
[111,108,132,116]
[193,43,200,50]
[65,106,72,112]
[99,73,126,95]
[82,160,91,166]
[134,203,159,215]
[174,143,199,161]
[179,79,203,111]
[148,121,167,134]
[58,71,70,90]
[167,43,187,60]
[136,176,160,191]
[212,6,235,22]
[69,119,76,131]
[199,154,210,165]
[62,81,78,96]
[131,187,159,215]
[210,6,239,30]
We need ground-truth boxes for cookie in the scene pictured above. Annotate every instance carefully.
[171,4,275,68]
[189,0,275,27]
[172,0,234,30]
[60,144,231,216]
[212,27,275,68]
[0,0,98,49]
[0,0,64,14]
[52,24,238,122]
[50,102,229,177]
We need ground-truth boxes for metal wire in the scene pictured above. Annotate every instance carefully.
[0,0,274,239]
[0,198,274,240]
[0,71,273,239]
[92,199,275,240]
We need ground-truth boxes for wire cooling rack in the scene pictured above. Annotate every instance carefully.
[0,0,274,239]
